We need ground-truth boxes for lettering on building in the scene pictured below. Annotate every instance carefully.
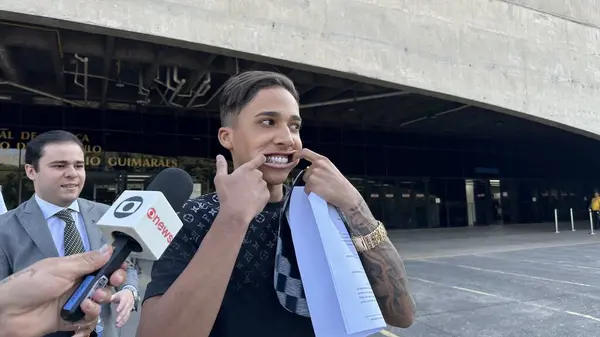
[0,129,177,168]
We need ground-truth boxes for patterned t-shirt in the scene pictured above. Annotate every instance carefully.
[143,192,314,337]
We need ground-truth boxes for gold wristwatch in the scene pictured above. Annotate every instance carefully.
[351,221,388,253]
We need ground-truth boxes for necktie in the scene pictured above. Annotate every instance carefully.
[55,209,85,256]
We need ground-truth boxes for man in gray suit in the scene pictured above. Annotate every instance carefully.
[0,130,140,337]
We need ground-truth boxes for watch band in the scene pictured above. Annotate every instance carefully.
[351,221,387,253]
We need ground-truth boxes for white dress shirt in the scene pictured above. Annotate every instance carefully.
[34,194,91,256]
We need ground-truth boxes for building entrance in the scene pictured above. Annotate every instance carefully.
[466,179,505,227]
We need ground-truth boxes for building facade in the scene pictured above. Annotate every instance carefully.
[2,101,598,230]
[1,1,599,230]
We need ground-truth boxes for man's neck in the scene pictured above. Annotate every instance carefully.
[35,193,74,208]
[267,184,284,203]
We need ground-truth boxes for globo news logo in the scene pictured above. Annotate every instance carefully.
[113,196,144,218]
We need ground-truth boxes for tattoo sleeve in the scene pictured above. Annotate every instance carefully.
[341,199,416,328]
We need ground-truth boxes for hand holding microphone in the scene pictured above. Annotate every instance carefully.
[0,245,127,337]
[214,154,270,225]
[61,167,194,323]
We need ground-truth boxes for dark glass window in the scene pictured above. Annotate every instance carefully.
[365,145,387,177]
[142,113,177,134]
[64,107,103,130]
[141,133,178,157]
[319,125,343,143]
[178,135,210,158]
[105,110,142,132]
[299,123,319,143]
[104,131,143,153]
[21,105,63,128]
[178,115,213,136]
[312,143,341,167]
[0,102,21,126]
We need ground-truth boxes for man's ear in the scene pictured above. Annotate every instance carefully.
[218,127,233,150]
[24,164,36,181]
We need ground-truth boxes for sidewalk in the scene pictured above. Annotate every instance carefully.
[390,222,600,337]
[117,221,600,337]
[392,221,599,260]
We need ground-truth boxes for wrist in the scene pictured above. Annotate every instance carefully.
[346,219,379,235]
[122,285,140,311]
[211,210,252,241]
[338,189,363,211]
[216,208,252,230]
[351,221,388,253]
[122,285,137,296]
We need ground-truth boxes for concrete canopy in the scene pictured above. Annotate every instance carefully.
[0,0,599,140]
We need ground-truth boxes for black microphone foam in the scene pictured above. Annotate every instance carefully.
[146,167,194,210]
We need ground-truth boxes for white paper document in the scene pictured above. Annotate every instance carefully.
[288,187,386,337]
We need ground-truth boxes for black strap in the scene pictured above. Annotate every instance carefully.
[278,170,307,269]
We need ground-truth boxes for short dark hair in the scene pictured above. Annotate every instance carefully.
[25,130,83,170]
[219,70,300,126]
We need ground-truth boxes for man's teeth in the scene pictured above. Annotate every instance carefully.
[265,155,289,164]
[62,184,77,188]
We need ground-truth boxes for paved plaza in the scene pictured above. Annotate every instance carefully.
[119,221,600,337]
[389,221,600,337]
[395,242,600,337]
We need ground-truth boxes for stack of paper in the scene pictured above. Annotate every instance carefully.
[288,187,386,337]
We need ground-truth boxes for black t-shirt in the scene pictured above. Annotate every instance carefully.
[143,192,315,337]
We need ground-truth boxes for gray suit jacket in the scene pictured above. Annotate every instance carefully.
[0,196,140,337]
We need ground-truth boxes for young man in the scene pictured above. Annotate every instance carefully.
[0,130,140,337]
[138,71,416,337]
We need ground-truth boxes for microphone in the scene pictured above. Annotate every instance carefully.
[60,167,193,322]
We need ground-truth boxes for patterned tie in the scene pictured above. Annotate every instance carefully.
[55,209,85,256]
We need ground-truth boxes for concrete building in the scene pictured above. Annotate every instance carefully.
[1,0,600,229]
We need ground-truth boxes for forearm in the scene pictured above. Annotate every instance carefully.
[138,213,248,337]
[341,199,416,328]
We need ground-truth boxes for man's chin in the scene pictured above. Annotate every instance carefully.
[59,189,81,202]
[261,169,292,186]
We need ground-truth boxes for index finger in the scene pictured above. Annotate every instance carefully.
[240,154,266,170]
[292,148,323,163]
[59,244,113,279]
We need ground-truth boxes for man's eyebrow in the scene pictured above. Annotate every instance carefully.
[48,160,84,165]
[255,111,280,118]
[255,111,302,122]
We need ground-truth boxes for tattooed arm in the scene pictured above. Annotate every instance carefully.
[0,246,124,337]
[340,198,416,328]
